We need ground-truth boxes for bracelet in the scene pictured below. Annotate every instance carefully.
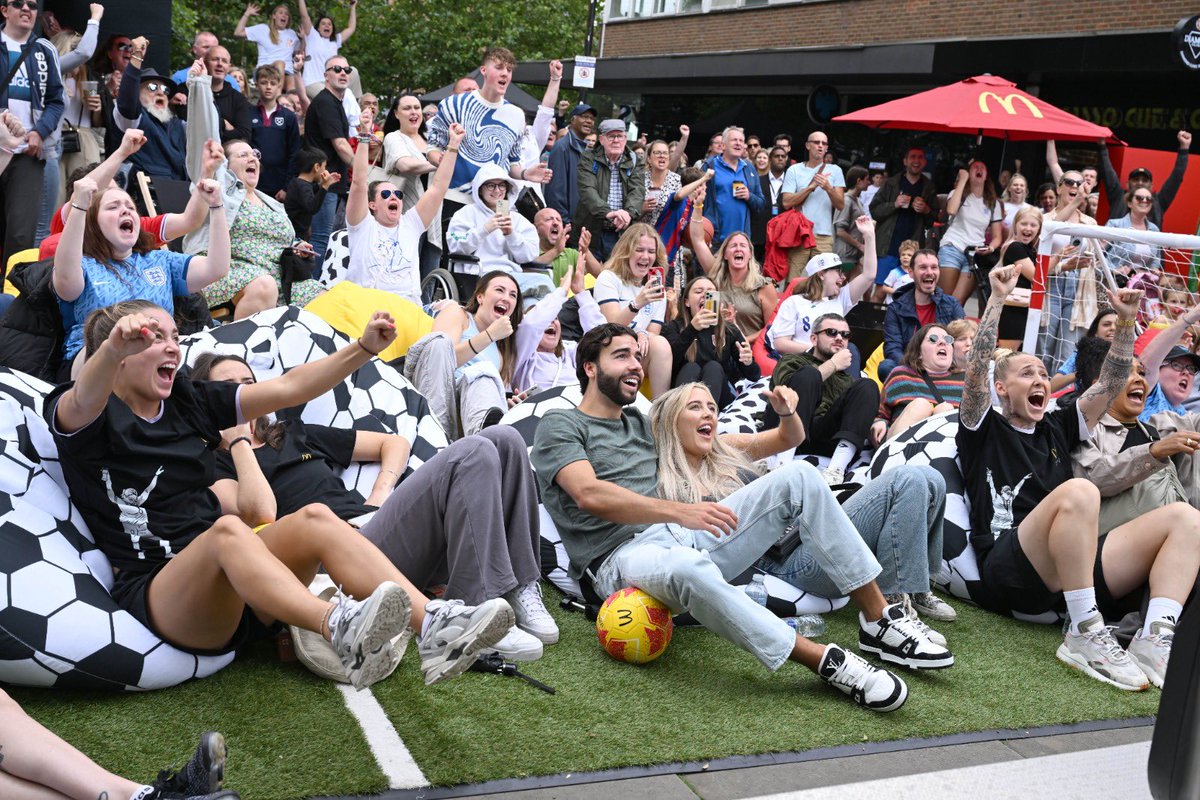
[1116,318,1136,328]
[356,338,380,356]
[776,410,796,417]
[208,203,224,210]
[229,436,252,449]
[485,330,495,343]
[380,468,400,478]
[467,337,479,354]
[446,146,459,154]
[71,203,88,212]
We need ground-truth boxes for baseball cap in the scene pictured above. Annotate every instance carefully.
[1129,167,1153,182]
[1164,346,1200,370]
[805,252,843,277]
[571,102,597,118]
[598,119,626,135]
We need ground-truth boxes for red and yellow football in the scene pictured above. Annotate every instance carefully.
[596,587,673,664]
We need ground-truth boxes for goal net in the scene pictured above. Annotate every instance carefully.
[1026,221,1200,373]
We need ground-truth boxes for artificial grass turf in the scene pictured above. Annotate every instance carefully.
[7,590,1160,797]
[375,590,1160,787]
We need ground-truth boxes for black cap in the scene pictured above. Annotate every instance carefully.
[1129,167,1153,182]
[138,68,176,95]
[570,102,597,118]
[1164,346,1200,369]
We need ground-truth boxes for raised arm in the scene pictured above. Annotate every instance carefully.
[234,3,259,38]
[1158,131,1192,213]
[959,264,1017,429]
[163,141,224,241]
[722,385,804,461]
[845,215,877,302]
[183,180,231,291]
[516,264,577,375]
[296,0,313,36]
[341,0,357,42]
[413,123,463,229]
[52,177,98,302]
[945,169,968,216]
[534,61,562,151]
[668,125,689,172]
[345,113,375,227]
[687,184,716,274]
[1140,303,1200,391]
[59,6,102,72]
[1076,287,1143,430]
[1045,140,1064,184]
[1096,142,1123,207]
[240,312,397,421]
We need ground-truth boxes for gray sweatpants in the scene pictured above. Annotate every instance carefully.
[358,426,541,604]
[404,331,507,440]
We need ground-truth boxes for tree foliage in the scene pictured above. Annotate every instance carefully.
[171,0,598,93]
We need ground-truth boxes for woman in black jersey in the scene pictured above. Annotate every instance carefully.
[996,206,1042,351]
[957,265,1200,692]
[48,300,512,691]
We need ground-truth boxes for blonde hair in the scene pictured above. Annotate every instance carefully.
[603,223,667,285]
[1005,206,1043,252]
[708,232,765,292]
[269,4,289,45]
[650,384,761,505]
[946,318,978,340]
[993,347,1040,380]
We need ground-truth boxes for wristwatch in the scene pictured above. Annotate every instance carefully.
[628,300,640,313]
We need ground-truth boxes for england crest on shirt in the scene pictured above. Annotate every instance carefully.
[143,265,167,287]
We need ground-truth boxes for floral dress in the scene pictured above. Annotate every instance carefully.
[202,200,324,308]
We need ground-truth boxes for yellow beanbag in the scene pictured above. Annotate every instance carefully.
[304,282,433,362]
[5,248,39,296]
[864,343,884,389]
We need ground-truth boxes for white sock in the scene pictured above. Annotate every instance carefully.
[1064,587,1100,634]
[1144,597,1183,636]
[129,787,155,800]
[828,440,856,472]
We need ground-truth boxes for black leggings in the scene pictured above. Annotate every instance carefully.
[676,360,735,409]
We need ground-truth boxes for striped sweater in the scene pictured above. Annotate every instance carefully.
[875,366,966,424]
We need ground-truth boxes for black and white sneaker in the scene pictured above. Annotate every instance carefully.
[859,602,954,670]
[817,643,908,712]
[148,732,234,798]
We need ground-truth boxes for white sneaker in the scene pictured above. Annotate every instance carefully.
[505,581,559,644]
[1056,615,1148,691]
[897,595,948,648]
[482,625,544,662]
[817,643,908,713]
[419,598,514,686]
[859,602,954,669]
[821,466,845,487]
[329,582,411,691]
[911,591,957,622]
[1127,620,1174,689]
[291,586,410,684]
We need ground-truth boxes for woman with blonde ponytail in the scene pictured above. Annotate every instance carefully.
[235,3,300,79]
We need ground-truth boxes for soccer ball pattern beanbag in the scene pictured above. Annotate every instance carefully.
[0,369,236,690]
[504,384,849,616]
[868,412,1059,624]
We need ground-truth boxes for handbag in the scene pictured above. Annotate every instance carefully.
[279,247,315,305]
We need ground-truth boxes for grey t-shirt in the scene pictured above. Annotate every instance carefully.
[531,407,658,579]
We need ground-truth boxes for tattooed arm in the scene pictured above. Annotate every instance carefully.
[1077,287,1144,430]
[959,265,1017,429]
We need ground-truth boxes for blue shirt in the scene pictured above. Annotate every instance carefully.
[1057,350,1077,376]
[708,157,753,241]
[172,68,240,93]
[1140,383,1186,423]
[60,250,192,359]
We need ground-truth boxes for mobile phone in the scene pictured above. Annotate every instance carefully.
[1070,237,1083,249]
[648,266,664,288]
[704,291,720,314]
[496,199,510,216]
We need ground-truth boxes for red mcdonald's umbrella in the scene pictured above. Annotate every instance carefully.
[834,74,1120,143]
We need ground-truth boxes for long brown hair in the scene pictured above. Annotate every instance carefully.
[465,271,523,387]
[83,299,159,357]
[189,352,288,450]
[901,323,950,372]
[82,188,157,279]
[676,276,726,361]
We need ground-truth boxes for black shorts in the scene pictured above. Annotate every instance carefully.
[978,529,1144,620]
[111,561,279,657]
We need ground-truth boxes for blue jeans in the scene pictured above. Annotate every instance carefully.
[310,191,344,265]
[594,461,881,670]
[0,292,13,319]
[937,244,972,272]
[760,465,945,597]
[35,142,62,244]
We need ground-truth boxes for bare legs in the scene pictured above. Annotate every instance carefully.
[0,689,142,800]
[1102,503,1200,604]
[644,333,672,398]
[146,504,428,652]
[232,275,279,320]
[1016,479,1099,592]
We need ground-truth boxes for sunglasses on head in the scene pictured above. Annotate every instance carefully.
[926,333,954,345]
[1061,177,1083,188]
[817,328,851,340]
[326,65,351,75]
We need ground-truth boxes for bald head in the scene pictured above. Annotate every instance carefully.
[453,76,479,95]
[534,207,564,246]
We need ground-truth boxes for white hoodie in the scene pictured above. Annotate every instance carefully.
[445,164,539,276]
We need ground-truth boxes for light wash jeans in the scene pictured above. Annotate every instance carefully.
[1038,271,1077,373]
[594,461,881,671]
[759,464,945,598]
[35,140,62,244]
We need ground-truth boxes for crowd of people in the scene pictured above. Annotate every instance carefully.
[0,5,1198,794]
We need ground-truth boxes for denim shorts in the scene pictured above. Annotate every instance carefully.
[937,244,971,272]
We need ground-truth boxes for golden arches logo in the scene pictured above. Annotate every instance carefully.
[978,92,1044,118]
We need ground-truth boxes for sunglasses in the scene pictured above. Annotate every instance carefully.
[375,189,399,200]
[926,334,954,345]
[1060,178,1083,188]
[6,1,37,9]
[817,328,851,340]
[144,81,169,94]
[326,65,351,75]
[1132,195,1153,203]
[1166,361,1199,376]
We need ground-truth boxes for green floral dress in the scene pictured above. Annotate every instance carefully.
[202,199,323,308]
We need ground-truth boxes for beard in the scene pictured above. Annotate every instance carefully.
[144,103,174,125]
[596,367,638,407]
